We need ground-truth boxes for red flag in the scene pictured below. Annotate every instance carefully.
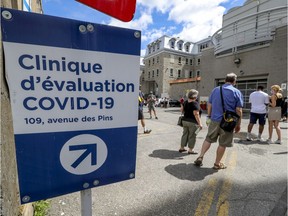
[76,0,136,22]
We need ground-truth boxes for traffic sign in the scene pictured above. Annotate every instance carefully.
[1,8,141,204]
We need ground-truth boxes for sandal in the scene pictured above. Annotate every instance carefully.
[213,163,227,170]
[194,157,203,166]
[188,151,198,155]
[179,149,187,153]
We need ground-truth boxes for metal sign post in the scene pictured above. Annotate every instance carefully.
[81,189,92,216]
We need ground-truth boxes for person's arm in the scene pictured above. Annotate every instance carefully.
[193,110,203,129]
[180,103,184,114]
[206,103,212,117]
[270,95,277,107]
[234,107,242,133]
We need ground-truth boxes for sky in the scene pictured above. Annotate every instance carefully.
[42,0,246,57]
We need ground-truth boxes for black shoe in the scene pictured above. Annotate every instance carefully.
[155,117,158,119]
[144,129,152,134]
[178,149,187,153]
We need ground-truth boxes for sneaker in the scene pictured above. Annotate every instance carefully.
[256,137,265,142]
[275,139,282,144]
[155,117,158,119]
[246,135,252,141]
[144,129,152,134]
[266,139,273,144]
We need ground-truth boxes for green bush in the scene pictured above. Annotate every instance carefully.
[33,200,50,216]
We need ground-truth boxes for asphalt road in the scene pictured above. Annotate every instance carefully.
[48,107,287,216]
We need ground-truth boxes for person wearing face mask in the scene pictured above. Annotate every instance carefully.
[267,85,283,144]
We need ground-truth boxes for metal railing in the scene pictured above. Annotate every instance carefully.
[211,6,287,55]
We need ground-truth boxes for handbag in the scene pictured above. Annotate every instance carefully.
[177,115,184,127]
[219,86,240,132]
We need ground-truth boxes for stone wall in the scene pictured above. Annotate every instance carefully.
[1,1,42,215]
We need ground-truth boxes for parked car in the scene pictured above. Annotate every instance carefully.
[169,99,181,107]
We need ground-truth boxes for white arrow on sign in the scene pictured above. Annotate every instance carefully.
[60,134,108,175]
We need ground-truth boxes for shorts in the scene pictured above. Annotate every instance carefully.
[138,109,144,120]
[205,120,234,147]
[148,105,155,112]
[249,112,266,125]
[268,107,281,121]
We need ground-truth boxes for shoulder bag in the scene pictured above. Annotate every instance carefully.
[219,86,240,132]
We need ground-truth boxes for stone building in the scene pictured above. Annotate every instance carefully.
[1,1,43,216]
[142,0,287,110]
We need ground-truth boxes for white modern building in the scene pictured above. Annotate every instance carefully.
[142,0,287,110]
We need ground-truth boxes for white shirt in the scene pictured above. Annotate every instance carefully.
[249,90,269,114]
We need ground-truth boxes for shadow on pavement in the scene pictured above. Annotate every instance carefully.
[165,163,218,181]
[149,149,190,160]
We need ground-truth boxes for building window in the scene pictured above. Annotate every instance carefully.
[148,47,151,54]
[148,60,151,66]
[178,57,181,64]
[152,70,155,77]
[157,56,159,63]
[170,68,173,77]
[148,71,151,78]
[152,58,155,65]
[186,58,188,65]
[178,43,182,51]
[185,45,190,52]
[157,43,160,50]
[196,70,200,77]
[171,41,175,49]
[153,45,155,52]
[197,58,201,65]
[200,43,208,52]
[156,69,159,77]
[189,71,193,78]
[178,70,181,78]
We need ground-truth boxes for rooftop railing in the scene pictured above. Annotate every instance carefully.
[211,6,287,55]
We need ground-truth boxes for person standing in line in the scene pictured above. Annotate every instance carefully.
[246,86,270,142]
[147,91,158,119]
[267,85,283,144]
[179,89,203,154]
[138,88,152,134]
[194,73,243,170]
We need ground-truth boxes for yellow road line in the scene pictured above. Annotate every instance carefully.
[194,152,228,216]
[194,151,237,216]
[194,178,218,216]
[216,151,237,216]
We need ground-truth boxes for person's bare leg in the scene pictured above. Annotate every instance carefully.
[215,145,226,165]
[199,140,211,158]
[259,124,264,135]
[274,121,281,140]
[140,119,145,128]
[268,121,273,139]
[247,123,254,133]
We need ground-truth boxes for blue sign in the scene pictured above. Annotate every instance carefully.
[1,8,141,204]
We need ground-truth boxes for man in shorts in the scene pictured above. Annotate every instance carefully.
[246,86,269,141]
[194,73,243,170]
[147,91,158,119]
